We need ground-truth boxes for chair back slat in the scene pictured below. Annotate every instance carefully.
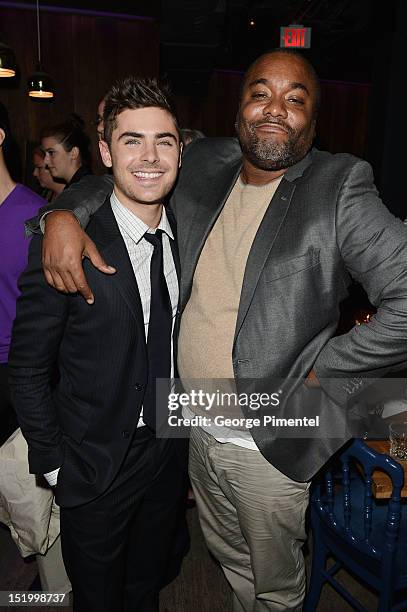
[385,495,403,553]
[363,468,373,542]
[325,469,334,521]
[342,459,351,533]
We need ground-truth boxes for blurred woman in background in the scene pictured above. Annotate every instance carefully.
[41,114,92,189]
[32,146,64,203]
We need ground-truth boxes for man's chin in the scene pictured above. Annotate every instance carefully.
[244,149,291,172]
[122,190,168,207]
[251,157,289,171]
[242,141,310,172]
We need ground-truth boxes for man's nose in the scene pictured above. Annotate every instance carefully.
[142,142,159,164]
[263,97,288,118]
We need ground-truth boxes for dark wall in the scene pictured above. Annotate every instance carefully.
[1,4,371,180]
[370,0,406,219]
[174,70,242,138]
[176,71,370,160]
[0,5,159,176]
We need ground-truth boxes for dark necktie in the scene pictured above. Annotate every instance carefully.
[142,230,172,430]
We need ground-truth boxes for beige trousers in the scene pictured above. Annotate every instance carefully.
[189,427,310,612]
[0,429,71,593]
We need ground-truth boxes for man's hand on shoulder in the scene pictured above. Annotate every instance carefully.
[42,211,116,304]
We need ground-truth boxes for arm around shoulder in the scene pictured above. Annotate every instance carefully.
[25,174,114,235]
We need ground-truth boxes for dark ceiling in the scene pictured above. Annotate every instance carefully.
[160,0,397,94]
[31,0,397,88]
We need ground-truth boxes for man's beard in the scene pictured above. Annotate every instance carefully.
[238,120,312,171]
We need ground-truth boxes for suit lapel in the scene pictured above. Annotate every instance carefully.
[233,150,314,343]
[180,158,242,307]
[166,206,181,290]
[233,178,296,342]
[88,199,144,330]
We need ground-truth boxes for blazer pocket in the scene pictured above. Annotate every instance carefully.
[264,248,320,282]
[55,389,93,444]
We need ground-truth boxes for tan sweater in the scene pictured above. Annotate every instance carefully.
[178,175,282,382]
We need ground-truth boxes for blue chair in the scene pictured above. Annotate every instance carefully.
[304,439,407,612]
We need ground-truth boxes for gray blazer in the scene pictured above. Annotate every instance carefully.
[29,138,407,481]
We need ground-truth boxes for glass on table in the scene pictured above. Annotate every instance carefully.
[389,421,407,461]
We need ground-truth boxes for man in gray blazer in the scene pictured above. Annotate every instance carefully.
[25,50,407,611]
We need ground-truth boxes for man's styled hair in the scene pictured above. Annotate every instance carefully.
[103,76,180,145]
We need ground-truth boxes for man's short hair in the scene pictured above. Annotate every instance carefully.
[103,76,180,145]
[240,48,321,118]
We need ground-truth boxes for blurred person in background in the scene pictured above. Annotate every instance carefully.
[181,128,204,147]
[0,104,44,445]
[0,101,70,595]
[41,114,92,190]
[32,146,64,203]
[95,96,106,141]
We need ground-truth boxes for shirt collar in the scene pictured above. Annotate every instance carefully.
[110,189,174,244]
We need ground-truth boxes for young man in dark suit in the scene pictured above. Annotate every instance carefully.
[9,77,187,612]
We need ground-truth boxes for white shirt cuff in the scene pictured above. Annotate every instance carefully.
[44,467,60,487]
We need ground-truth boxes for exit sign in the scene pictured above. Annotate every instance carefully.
[280,24,311,49]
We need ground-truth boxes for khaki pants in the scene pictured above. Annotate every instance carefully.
[189,427,309,612]
[0,429,71,593]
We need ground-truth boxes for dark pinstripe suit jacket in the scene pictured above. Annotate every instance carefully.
[9,198,183,507]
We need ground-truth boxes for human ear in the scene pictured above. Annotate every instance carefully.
[99,140,112,168]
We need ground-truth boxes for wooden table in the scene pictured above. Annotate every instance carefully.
[365,440,407,499]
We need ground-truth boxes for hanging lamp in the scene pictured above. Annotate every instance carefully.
[27,0,54,98]
[0,41,16,77]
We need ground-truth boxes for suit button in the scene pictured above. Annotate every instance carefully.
[134,383,142,391]
[122,430,130,438]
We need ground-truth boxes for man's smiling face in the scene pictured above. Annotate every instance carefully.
[99,106,182,211]
[236,52,317,173]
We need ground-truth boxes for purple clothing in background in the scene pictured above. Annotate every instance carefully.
[0,184,45,363]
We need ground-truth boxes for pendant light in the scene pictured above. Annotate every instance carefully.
[0,42,16,77]
[27,0,54,98]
